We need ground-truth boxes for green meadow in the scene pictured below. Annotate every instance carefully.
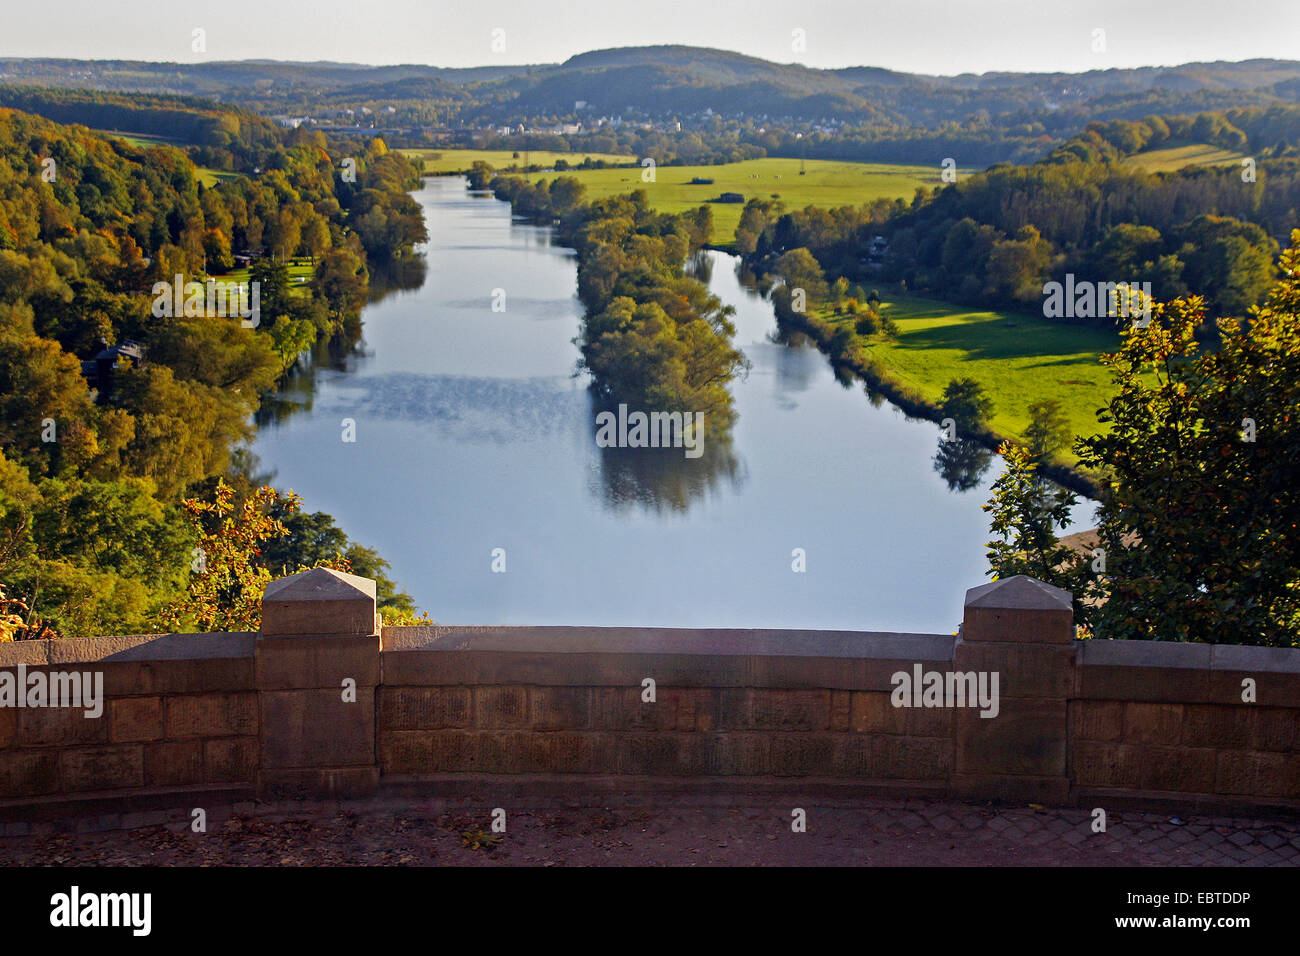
[96,129,242,187]
[399,147,632,174]
[403,149,951,244]
[817,293,1121,457]
[523,156,948,244]
[97,130,187,149]
[215,261,315,297]
[194,167,243,188]
[1121,142,1245,174]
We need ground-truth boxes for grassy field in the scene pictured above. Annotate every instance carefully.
[97,130,188,149]
[399,147,633,174]
[216,261,315,297]
[194,167,243,188]
[96,130,242,187]
[816,292,1120,457]
[524,157,947,244]
[405,150,950,244]
[1121,142,1245,174]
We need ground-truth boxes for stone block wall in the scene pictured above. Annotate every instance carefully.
[0,633,257,805]
[0,569,1296,816]
[377,627,956,789]
[1072,640,1300,809]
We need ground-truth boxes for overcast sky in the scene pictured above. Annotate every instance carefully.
[2,0,1298,76]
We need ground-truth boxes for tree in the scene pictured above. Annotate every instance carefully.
[1072,232,1300,645]
[1090,223,1162,278]
[162,481,336,632]
[774,247,829,301]
[202,227,234,272]
[547,176,586,216]
[114,366,250,498]
[933,436,993,492]
[312,245,369,322]
[1177,215,1278,318]
[0,583,30,642]
[939,378,995,435]
[466,160,495,190]
[0,450,193,639]
[268,315,316,371]
[250,257,293,323]
[985,224,1051,303]
[0,105,423,637]
[734,199,773,256]
[300,216,331,261]
[1024,399,1072,464]
[983,442,1095,627]
[0,322,103,475]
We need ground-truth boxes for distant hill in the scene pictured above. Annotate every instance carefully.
[1,47,1297,161]
[2,46,1289,107]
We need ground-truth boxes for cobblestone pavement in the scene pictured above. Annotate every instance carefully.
[1,795,1298,866]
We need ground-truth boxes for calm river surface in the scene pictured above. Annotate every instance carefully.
[252,176,1091,632]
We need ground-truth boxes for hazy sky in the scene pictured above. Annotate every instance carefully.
[2,0,1298,76]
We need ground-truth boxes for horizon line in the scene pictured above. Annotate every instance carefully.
[2,45,1297,82]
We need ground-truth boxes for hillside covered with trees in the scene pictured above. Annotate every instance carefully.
[0,103,427,639]
[6,49,1300,166]
[737,105,1300,326]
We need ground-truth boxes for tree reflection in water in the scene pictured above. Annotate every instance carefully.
[933,434,994,492]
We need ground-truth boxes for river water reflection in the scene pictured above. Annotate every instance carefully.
[251,176,1092,632]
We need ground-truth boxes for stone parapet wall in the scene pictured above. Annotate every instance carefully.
[0,633,257,806]
[0,570,1296,817]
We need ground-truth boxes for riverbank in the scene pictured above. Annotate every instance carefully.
[773,296,1106,498]
[487,170,1106,499]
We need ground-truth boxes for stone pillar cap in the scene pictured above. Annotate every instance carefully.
[964,575,1072,611]
[264,567,376,603]
[261,567,378,636]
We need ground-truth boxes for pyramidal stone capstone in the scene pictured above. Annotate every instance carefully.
[260,567,379,636]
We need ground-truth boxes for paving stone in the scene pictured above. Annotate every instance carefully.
[2,791,1298,867]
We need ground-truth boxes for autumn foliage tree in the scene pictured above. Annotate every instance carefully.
[1075,234,1300,645]
[162,480,347,632]
[983,442,1099,630]
[991,232,1300,646]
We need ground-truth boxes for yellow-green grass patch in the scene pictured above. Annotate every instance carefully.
[399,147,633,174]
[819,292,1121,460]
[1121,142,1246,174]
[521,157,955,244]
[212,261,315,298]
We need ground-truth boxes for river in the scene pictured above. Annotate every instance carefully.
[251,175,1092,632]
